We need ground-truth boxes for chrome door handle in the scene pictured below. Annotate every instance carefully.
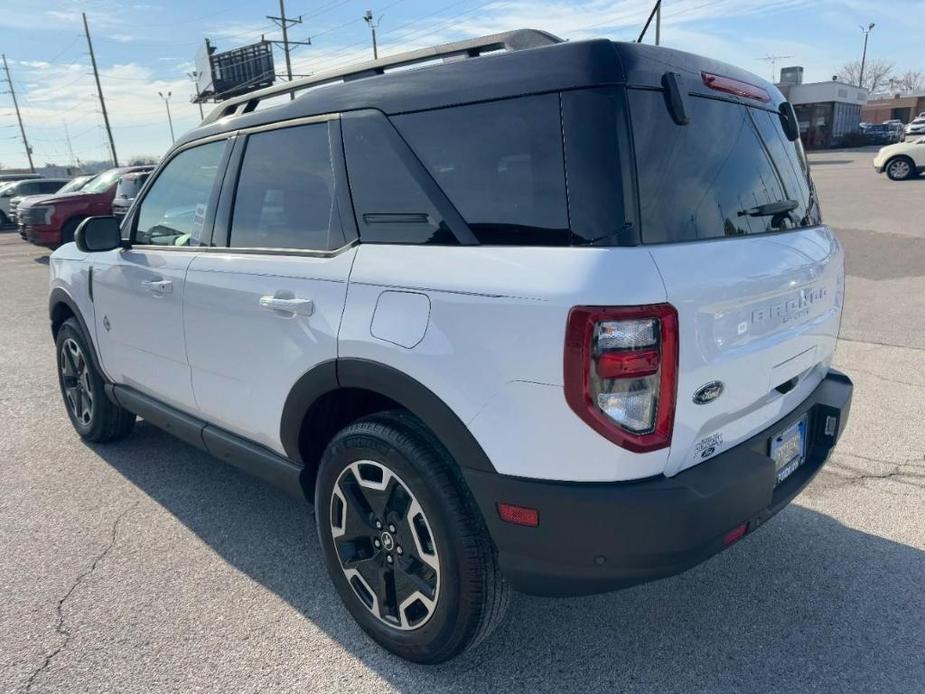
[142,279,173,294]
[259,295,314,316]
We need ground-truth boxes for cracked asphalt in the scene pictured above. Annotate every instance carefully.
[1,147,923,692]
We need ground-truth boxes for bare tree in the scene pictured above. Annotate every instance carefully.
[898,70,924,94]
[837,59,895,93]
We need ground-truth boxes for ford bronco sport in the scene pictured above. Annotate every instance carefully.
[48,30,853,663]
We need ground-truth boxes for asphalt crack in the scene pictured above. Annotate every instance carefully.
[23,502,137,693]
[823,452,925,491]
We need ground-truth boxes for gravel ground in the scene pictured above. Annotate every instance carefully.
[1,147,923,692]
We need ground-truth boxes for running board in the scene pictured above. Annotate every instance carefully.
[107,384,305,498]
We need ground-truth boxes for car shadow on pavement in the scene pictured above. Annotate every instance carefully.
[89,422,925,692]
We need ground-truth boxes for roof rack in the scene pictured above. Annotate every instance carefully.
[201,29,563,125]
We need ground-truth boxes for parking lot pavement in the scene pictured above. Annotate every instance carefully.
[1,151,923,693]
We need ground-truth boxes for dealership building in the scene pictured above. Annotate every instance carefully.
[775,67,868,148]
[861,93,925,124]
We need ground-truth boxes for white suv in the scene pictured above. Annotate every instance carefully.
[48,31,853,663]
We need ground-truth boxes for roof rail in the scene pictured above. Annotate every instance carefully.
[201,28,563,125]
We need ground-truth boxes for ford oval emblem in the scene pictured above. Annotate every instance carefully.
[693,381,724,405]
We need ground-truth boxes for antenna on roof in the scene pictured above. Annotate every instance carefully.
[755,55,794,82]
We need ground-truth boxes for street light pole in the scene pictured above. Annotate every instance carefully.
[364,9,380,60]
[858,22,875,89]
[187,71,204,119]
[158,91,175,143]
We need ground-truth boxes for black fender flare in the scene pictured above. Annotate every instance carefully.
[279,358,496,473]
[48,287,106,378]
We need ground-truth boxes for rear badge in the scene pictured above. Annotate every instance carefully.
[693,381,724,404]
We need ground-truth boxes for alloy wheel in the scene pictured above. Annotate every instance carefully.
[61,337,93,427]
[889,159,911,179]
[330,460,440,631]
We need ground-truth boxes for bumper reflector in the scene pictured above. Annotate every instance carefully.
[497,503,539,527]
[723,522,749,547]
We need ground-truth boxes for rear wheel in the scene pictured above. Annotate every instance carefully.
[56,318,135,442]
[315,411,509,663]
[886,156,916,181]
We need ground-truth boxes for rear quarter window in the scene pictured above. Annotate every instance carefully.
[393,94,570,245]
[629,89,820,244]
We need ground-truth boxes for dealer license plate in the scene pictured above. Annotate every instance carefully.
[770,416,807,486]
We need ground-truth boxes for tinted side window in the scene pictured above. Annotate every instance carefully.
[394,94,569,245]
[629,90,818,243]
[229,122,345,251]
[37,181,65,194]
[343,113,456,245]
[135,140,226,246]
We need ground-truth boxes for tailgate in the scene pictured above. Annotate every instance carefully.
[648,227,844,475]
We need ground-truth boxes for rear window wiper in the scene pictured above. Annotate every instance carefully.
[738,199,798,217]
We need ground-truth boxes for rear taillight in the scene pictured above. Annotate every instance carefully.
[564,304,678,453]
[701,71,770,103]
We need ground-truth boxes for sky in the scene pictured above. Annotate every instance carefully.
[0,0,922,169]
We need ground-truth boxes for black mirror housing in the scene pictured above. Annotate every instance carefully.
[779,101,800,142]
[75,216,123,253]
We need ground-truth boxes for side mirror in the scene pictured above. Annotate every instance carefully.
[75,216,123,252]
[779,101,800,142]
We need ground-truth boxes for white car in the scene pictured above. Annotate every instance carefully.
[905,117,925,136]
[873,137,925,180]
[0,177,69,225]
[47,31,853,663]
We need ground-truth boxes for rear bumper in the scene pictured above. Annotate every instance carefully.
[464,369,853,596]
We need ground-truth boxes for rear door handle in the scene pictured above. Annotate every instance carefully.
[142,279,173,294]
[259,295,314,317]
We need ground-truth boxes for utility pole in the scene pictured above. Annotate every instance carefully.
[187,71,204,119]
[1,54,34,172]
[83,12,118,166]
[364,9,381,59]
[158,91,175,143]
[267,0,310,99]
[655,0,661,46]
[63,121,80,170]
[858,23,875,90]
[756,55,794,82]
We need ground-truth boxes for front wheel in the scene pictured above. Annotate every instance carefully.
[315,411,509,663]
[886,156,916,181]
[56,318,135,442]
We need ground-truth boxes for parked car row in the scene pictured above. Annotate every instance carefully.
[13,165,154,248]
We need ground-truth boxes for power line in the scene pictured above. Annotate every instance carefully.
[83,12,119,166]
[266,0,311,99]
[1,54,34,172]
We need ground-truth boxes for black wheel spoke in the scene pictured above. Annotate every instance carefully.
[382,477,412,524]
[334,535,375,567]
[396,555,438,601]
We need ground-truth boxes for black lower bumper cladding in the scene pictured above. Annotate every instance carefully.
[464,369,853,596]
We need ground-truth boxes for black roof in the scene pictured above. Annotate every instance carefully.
[177,37,786,148]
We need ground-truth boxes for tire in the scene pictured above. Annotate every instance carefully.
[60,217,83,245]
[0,210,9,227]
[55,318,135,442]
[315,410,509,663]
[885,156,916,181]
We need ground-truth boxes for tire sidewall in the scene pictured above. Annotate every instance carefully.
[56,320,107,439]
[315,421,474,661]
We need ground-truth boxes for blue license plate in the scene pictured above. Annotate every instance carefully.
[770,416,807,485]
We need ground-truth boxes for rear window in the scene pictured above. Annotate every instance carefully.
[394,94,570,245]
[629,90,820,244]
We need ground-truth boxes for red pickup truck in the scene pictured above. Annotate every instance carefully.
[20,165,152,248]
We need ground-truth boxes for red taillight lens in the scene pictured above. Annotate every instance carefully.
[701,71,770,103]
[564,304,678,453]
